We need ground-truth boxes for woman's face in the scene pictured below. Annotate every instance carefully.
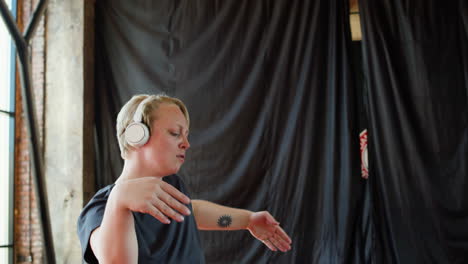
[142,103,190,177]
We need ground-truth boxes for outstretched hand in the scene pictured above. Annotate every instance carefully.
[247,211,292,252]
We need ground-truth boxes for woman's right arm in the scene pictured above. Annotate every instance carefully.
[89,177,192,263]
[90,184,138,263]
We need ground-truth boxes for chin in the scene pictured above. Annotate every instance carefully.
[165,167,180,175]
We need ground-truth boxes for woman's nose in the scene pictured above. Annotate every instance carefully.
[180,135,190,150]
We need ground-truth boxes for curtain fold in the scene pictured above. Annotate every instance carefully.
[94,0,363,263]
[360,0,468,263]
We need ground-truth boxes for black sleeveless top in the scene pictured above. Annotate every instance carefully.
[77,175,205,264]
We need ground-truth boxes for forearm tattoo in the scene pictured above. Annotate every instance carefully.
[217,215,233,228]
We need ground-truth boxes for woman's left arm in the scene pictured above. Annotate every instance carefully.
[192,199,292,252]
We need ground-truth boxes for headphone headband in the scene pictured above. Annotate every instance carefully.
[133,95,156,123]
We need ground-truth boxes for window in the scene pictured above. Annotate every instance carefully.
[0,0,16,263]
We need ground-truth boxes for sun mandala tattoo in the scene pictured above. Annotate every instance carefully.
[217,215,232,228]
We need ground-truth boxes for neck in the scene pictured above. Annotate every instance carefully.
[117,158,165,183]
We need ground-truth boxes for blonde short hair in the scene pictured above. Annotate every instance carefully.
[116,94,190,159]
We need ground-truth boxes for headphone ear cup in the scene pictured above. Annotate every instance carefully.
[124,122,150,147]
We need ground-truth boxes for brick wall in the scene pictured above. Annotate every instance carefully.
[14,0,46,263]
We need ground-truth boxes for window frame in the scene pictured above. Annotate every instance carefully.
[0,0,17,263]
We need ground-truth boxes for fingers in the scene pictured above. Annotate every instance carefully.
[145,181,192,224]
[151,197,187,223]
[160,182,191,204]
[262,238,277,251]
[145,203,171,224]
[146,180,192,223]
[118,177,192,224]
[275,226,292,244]
[261,236,289,252]
[260,231,292,252]
[268,232,291,252]
[157,191,191,216]
[255,221,292,252]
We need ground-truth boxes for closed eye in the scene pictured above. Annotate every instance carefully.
[170,131,180,137]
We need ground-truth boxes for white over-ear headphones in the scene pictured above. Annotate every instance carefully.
[124,96,154,147]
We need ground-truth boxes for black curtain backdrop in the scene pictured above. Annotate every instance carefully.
[360,0,468,263]
[94,0,365,263]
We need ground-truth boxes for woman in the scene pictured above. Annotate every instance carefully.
[77,94,292,263]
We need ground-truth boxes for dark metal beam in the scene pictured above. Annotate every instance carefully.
[0,0,55,263]
[16,45,56,264]
[0,109,14,116]
[0,0,25,49]
[24,0,48,42]
[0,244,13,248]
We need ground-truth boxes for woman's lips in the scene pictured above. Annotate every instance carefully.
[176,154,185,162]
